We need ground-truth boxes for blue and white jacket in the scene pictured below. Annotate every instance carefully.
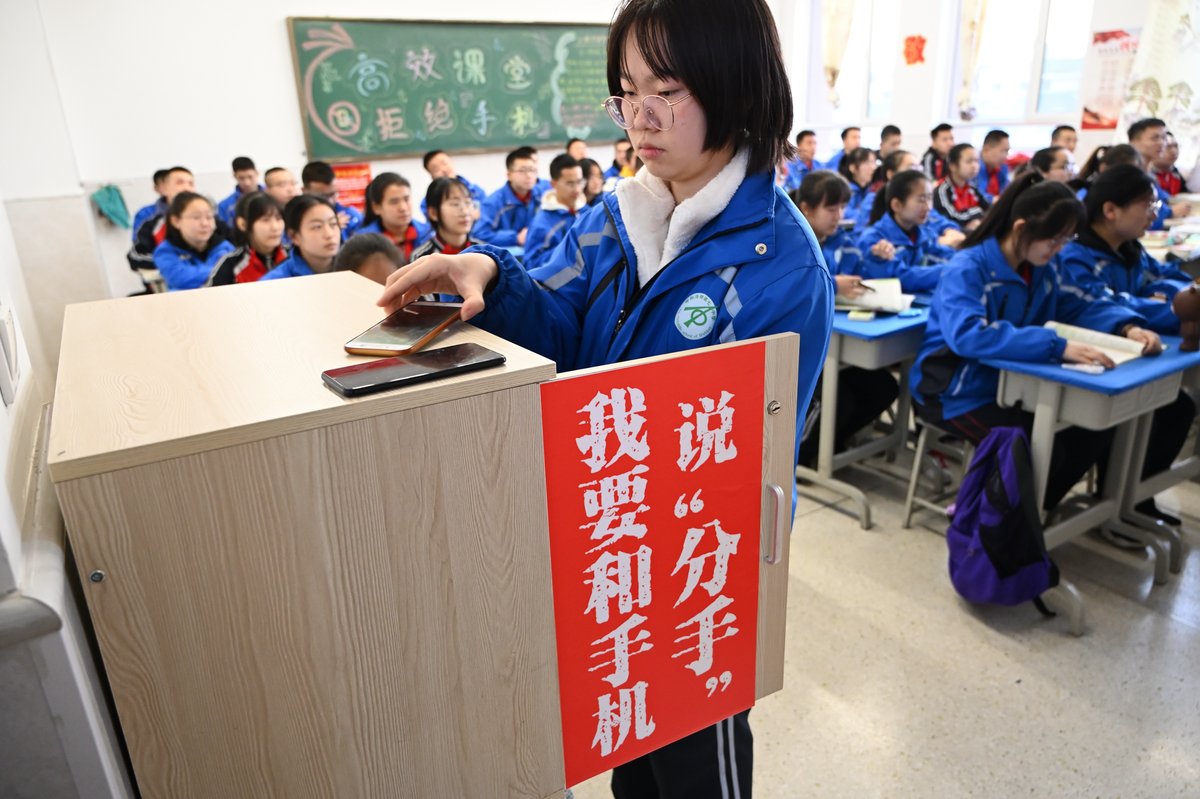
[523,192,587,271]
[855,213,956,293]
[974,162,1010,202]
[1056,228,1190,335]
[259,249,321,280]
[782,158,825,192]
[820,228,864,277]
[152,231,235,291]
[912,237,1144,418]
[132,198,167,242]
[473,182,545,247]
[466,165,834,469]
[845,182,873,228]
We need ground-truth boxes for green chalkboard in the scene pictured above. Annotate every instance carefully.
[287,18,616,161]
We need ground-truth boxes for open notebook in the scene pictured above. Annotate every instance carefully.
[1044,321,1155,366]
[834,278,915,314]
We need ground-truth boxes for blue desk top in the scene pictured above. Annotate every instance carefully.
[984,336,1200,396]
[832,308,929,341]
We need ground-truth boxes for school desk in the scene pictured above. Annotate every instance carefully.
[796,308,928,528]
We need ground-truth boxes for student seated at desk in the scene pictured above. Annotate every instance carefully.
[420,149,487,217]
[1151,131,1187,196]
[410,177,484,262]
[128,166,196,277]
[857,171,955,293]
[783,129,823,191]
[474,148,543,248]
[152,192,235,291]
[131,168,169,242]
[217,156,264,227]
[825,126,861,172]
[838,147,878,228]
[524,154,588,271]
[1015,147,1073,183]
[263,167,302,208]
[578,157,606,206]
[303,161,363,237]
[1129,118,1190,230]
[1056,165,1196,522]
[865,151,966,249]
[911,174,1162,510]
[333,233,402,286]
[975,129,1010,201]
[356,173,431,263]
[260,195,341,281]
[206,192,287,286]
[791,172,899,467]
[932,143,989,231]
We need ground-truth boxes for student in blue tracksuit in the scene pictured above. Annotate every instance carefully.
[128,166,196,279]
[261,195,342,281]
[379,1,832,794]
[1129,118,1190,230]
[302,161,363,237]
[473,148,544,247]
[975,129,1010,201]
[409,177,485,266]
[604,138,632,180]
[420,149,488,217]
[790,172,898,467]
[1056,164,1195,522]
[132,169,169,241]
[911,174,1163,510]
[152,192,235,290]
[524,154,587,271]
[783,130,823,191]
[1070,143,1142,203]
[355,172,431,264]
[579,158,606,206]
[217,156,264,227]
[932,143,989,231]
[824,126,861,172]
[207,192,288,286]
[836,147,878,228]
[857,171,956,293]
[864,150,966,249]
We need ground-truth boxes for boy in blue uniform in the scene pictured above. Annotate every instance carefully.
[302,161,363,237]
[783,130,823,191]
[132,169,169,241]
[524,154,587,271]
[825,126,861,172]
[217,157,264,227]
[382,0,832,794]
[420,149,487,216]
[975,130,1010,201]
[921,123,954,183]
[912,174,1162,510]
[473,148,543,247]
[1129,118,1192,230]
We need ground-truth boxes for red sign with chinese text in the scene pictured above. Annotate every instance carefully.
[540,342,766,786]
[332,162,372,213]
[904,35,927,65]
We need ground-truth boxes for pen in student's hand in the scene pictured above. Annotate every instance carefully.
[859,282,876,292]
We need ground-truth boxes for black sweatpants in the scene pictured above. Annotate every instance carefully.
[916,399,1114,510]
[610,711,752,799]
[798,367,900,467]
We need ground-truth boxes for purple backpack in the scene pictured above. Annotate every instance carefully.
[947,427,1058,614]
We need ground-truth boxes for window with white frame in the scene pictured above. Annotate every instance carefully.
[805,0,905,127]
[957,0,1095,123]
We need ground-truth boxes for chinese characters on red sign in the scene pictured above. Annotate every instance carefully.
[904,35,927,66]
[540,342,766,786]
[331,163,371,213]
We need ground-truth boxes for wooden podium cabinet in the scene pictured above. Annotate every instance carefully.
[48,273,798,798]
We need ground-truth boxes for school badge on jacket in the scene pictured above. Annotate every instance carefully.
[675,292,717,339]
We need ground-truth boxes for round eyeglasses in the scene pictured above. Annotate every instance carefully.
[602,93,692,132]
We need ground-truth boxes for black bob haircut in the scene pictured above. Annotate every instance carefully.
[871,169,929,226]
[231,156,256,173]
[302,161,336,186]
[550,154,581,181]
[424,177,474,230]
[606,0,795,174]
[791,170,851,210]
[362,173,411,228]
[334,233,403,273]
[1083,164,1156,223]
[230,192,283,248]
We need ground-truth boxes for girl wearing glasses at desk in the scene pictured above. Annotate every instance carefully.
[378,0,833,792]
[911,173,1161,511]
[153,192,234,291]
[1055,164,1196,525]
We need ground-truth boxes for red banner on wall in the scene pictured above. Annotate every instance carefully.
[540,342,766,787]
[332,162,372,212]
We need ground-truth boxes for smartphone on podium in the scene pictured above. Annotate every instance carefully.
[322,342,506,398]
[344,301,462,356]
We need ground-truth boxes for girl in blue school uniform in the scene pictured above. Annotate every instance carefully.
[206,192,288,286]
[1055,164,1195,522]
[836,147,878,228]
[409,177,485,262]
[865,150,966,249]
[152,192,235,291]
[790,172,899,467]
[856,170,956,293]
[911,173,1163,510]
[932,143,990,232]
[355,173,432,264]
[260,195,342,281]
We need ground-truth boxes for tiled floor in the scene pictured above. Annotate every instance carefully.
[570,457,1200,798]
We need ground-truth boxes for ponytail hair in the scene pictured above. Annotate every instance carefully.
[362,172,412,228]
[1083,164,1156,223]
[1071,143,1142,189]
[837,147,876,184]
[961,171,1085,251]
[870,148,912,187]
[869,169,927,226]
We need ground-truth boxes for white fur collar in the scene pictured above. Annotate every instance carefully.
[616,148,749,287]
[540,190,586,213]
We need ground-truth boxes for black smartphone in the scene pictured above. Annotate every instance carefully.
[344,301,462,356]
[322,342,506,397]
